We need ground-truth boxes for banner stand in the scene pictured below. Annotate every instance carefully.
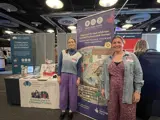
[77,112,96,120]
[77,8,115,120]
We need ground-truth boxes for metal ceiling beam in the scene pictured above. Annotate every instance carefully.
[42,8,160,17]
[137,16,160,29]
[0,12,43,32]
[41,15,66,32]
[41,8,160,32]
[0,26,24,34]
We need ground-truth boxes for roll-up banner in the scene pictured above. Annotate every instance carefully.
[77,9,115,120]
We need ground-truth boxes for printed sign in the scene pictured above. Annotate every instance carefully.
[77,9,115,120]
[10,35,33,74]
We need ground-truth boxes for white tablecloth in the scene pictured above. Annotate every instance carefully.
[19,78,59,109]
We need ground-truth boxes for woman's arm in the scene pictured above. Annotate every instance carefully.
[101,58,109,89]
[101,58,110,98]
[77,57,82,79]
[101,61,106,90]
[132,53,144,93]
[57,52,63,77]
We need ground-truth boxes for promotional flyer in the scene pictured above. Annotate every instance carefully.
[77,9,115,120]
[10,35,33,74]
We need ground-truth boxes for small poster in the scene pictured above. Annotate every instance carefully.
[34,66,41,75]
[10,35,33,74]
[40,64,56,76]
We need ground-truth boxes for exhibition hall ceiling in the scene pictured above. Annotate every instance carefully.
[0,0,160,38]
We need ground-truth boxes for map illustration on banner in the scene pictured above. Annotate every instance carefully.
[77,9,115,120]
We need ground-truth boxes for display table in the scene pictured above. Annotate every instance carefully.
[19,77,59,109]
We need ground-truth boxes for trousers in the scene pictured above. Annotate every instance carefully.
[108,61,136,120]
[107,87,136,120]
[59,73,78,112]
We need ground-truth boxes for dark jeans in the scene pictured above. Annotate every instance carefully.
[137,97,153,120]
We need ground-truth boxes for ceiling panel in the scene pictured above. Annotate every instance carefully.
[0,0,160,38]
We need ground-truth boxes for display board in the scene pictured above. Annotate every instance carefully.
[10,35,33,74]
[19,78,59,109]
[115,31,142,52]
[77,9,115,120]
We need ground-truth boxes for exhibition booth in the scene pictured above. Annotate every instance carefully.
[5,62,59,109]
[4,8,160,120]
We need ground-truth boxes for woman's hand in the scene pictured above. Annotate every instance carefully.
[57,76,61,84]
[76,77,80,86]
[133,91,141,103]
[101,89,105,97]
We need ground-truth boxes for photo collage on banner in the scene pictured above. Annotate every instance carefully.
[77,9,115,120]
[115,31,142,52]
[10,35,33,74]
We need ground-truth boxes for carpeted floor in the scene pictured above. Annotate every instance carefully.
[0,92,91,120]
[0,74,91,120]
[0,72,160,120]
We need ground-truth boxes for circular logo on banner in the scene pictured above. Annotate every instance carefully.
[104,42,111,48]
[77,26,82,33]
[28,59,31,62]
[21,59,24,62]
[91,19,96,26]
[85,21,90,27]
[25,59,28,62]
[97,17,103,24]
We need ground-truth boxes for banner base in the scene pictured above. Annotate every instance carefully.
[76,111,96,120]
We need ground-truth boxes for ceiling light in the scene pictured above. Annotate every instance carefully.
[47,29,54,33]
[71,30,77,33]
[99,0,118,7]
[157,0,160,3]
[25,30,34,34]
[122,24,133,29]
[46,0,64,9]
[68,26,76,30]
[4,30,13,34]
[151,27,156,31]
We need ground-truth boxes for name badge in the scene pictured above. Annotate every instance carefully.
[72,58,77,62]
[126,56,133,62]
